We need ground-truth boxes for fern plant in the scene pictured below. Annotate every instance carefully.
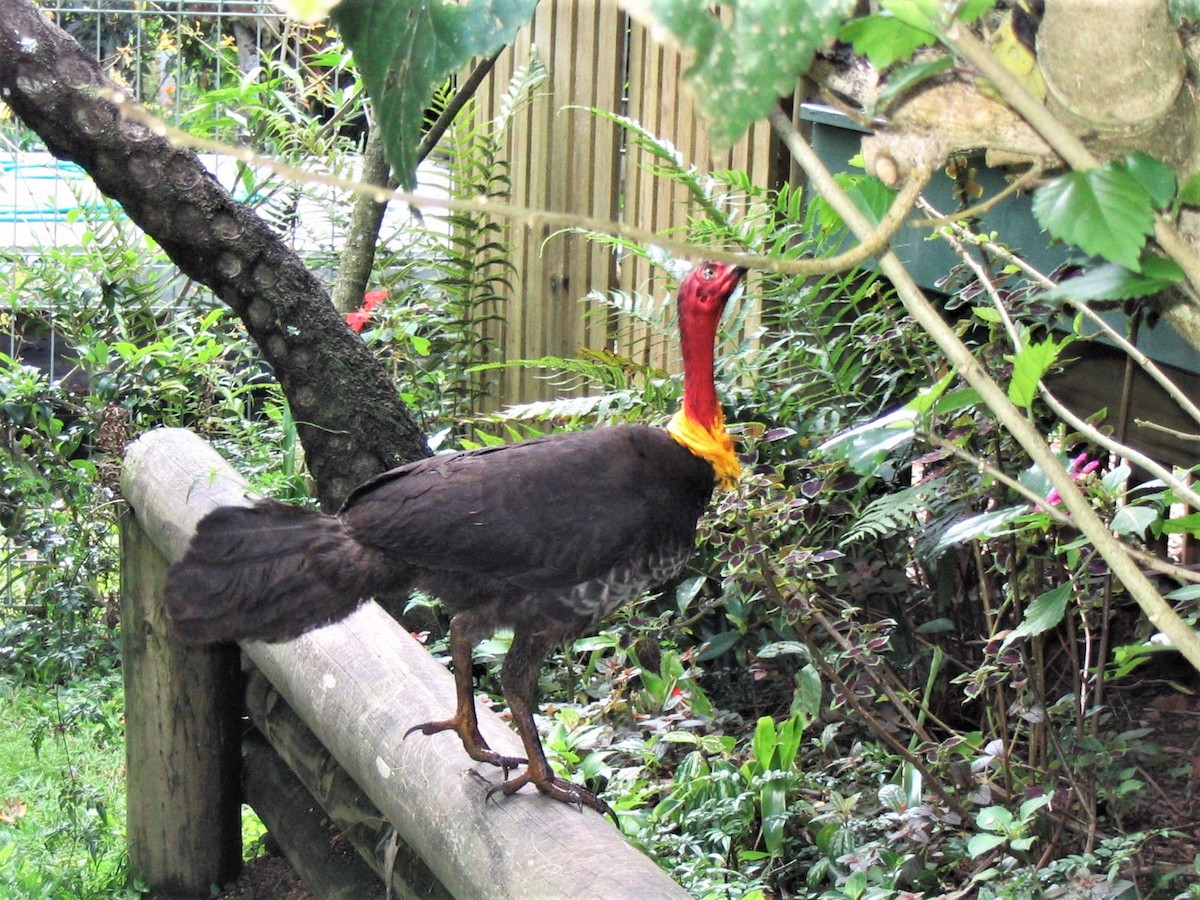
[366,53,548,439]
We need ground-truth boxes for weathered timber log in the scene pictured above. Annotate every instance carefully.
[121,427,689,900]
[244,668,449,898]
[120,512,240,895]
[241,733,389,900]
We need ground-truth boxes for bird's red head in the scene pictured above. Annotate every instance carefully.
[678,262,748,319]
[669,261,747,489]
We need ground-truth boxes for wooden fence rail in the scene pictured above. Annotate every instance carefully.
[120,427,688,899]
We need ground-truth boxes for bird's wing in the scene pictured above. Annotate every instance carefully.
[339,426,711,589]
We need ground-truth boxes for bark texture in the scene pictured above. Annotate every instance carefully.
[0,0,429,509]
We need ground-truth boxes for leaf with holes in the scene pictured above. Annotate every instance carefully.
[647,0,856,146]
[332,0,538,189]
[1032,166,1156,271]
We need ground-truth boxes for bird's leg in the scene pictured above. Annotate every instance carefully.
[404,613,526,776]
[485,627,613,817]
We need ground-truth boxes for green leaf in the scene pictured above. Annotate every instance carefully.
[932,387,982,414]
[1166,584,1200,601]
[933,505,1026,552]
[811,172,896,232]
[1178,171,1200,206]
[1032,166,1157,271]
[1110,505,1159,538]
[792,664,823,725]
[1041,259,1185,302]
[759,780,787,854]
[1120,152,1177,209]
[1161,511,1200,536]
[648,0,855,146]
[975,806,1014,832]
[696,629,742,661]
[752,715,777,768]
[839,14,937,69]
[1004,583,1071,646]
[332,0,538,189]
[819,406,916,474]
[967,831,1008,858]
[1005,335,1068,409]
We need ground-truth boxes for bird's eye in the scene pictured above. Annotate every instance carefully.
[701,264,717,280]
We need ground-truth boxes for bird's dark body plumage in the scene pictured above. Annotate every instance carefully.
[169,425,714,644]
[164,261,746,814]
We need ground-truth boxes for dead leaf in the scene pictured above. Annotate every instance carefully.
[0,798,28,825]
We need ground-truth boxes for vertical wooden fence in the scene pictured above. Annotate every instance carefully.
[473,0,789,405]
[120,427,690,898]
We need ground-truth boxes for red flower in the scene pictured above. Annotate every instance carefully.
[345,288,389,332]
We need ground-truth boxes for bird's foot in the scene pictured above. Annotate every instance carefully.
[485,769,614,818]
[404,718,527,778]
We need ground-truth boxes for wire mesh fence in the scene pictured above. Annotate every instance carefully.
[0,1,359,616]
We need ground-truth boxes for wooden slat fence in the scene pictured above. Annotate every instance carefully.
[473,0,787,406]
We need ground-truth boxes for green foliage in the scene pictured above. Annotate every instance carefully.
[363,55,544,437]
[0,673,139,899]
[331,0,538,189]
[1032,164,1158,271]
[645,0,855,146]
[1005,333,1071,409]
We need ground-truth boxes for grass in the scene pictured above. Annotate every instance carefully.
[0,671,138,899]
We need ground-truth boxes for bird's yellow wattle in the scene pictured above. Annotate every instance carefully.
[667,409,740,490]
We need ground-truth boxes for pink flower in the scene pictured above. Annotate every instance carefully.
[1044,453,1100,506]
[345,309,371,332]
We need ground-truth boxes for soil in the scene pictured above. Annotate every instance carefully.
[215,854,315,900]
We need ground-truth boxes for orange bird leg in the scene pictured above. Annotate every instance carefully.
[404,613,526,777]
[484,627,613,817]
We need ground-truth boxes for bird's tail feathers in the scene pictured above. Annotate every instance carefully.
[164,499,405,643]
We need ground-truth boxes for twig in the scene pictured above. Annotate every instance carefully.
[766,107,1200,672]
[1135,420,1200,443]
[101,88,928,279]
[941,21,1200,308]
[911,162,1045,228]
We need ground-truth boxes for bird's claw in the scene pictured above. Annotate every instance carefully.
[485,770,614,818]
[404,719,526,778]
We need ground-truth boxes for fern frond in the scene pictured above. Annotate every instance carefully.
[494,49,548,132]
[493,391,645,424]
[587,289,674,334]
[840,477,955,547]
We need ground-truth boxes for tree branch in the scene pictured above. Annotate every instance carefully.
[0,0,429,508]
[768,107,1200,673]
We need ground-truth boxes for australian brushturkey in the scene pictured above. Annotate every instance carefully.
[163,261,746,814]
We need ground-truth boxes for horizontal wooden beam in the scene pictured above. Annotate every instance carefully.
[243,668,449,898]
[122,427,688,900]
[241,732,389,900]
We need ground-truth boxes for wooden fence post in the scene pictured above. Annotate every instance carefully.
[120,512,241,894]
